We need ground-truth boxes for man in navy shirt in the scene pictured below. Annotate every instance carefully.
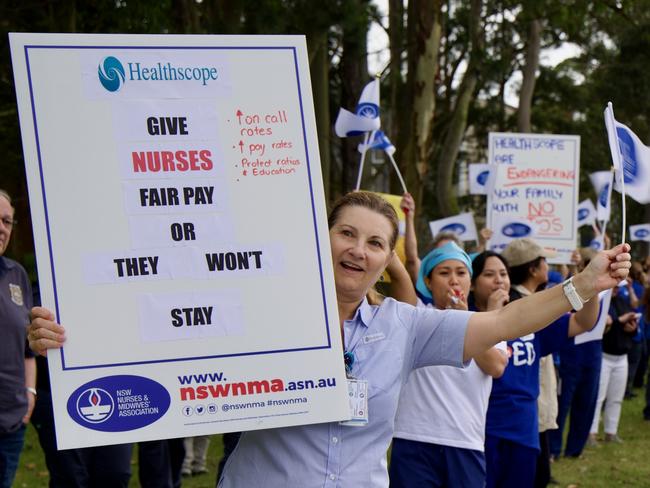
[0,189,36,488]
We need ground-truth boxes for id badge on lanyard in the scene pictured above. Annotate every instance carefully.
[340,375,369,427]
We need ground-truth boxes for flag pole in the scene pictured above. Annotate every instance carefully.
[355,129,375,191]
[355,73,382,192]
[387,152,408,194]
[605,102,627,244]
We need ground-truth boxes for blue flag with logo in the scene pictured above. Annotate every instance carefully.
[334,79,381,137]
[629,224,650,242]
[576,199,596,227]
[589,171,613,222]
[605,107,650,204]
[469,163,490,195]
[357,130,395,155]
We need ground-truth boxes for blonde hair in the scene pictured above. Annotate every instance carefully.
[328,191,399,250]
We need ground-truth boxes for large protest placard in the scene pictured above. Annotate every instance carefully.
[487,133,580,263]
[10,33,349,449]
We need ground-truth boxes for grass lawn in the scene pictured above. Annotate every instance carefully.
[552,391,650,487]
[12,388,650,487]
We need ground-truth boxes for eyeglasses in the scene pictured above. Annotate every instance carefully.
[1,217,17,229]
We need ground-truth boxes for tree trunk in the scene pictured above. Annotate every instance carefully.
[339,0,370,194]
[307,31,332,201]
[517,18,542,133]
[396,0,443,211]
[435,0,483,217]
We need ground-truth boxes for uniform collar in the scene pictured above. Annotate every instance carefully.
[349,297,376,328]
[513,284,532,297]
[0,256,15,271]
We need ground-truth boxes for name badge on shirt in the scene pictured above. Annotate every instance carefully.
[362,332,386,344]
[339,379,368,427]
[8,283,23,306]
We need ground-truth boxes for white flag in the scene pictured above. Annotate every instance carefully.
[610,120,650,204]
[574,290,613,345]
[334,79,381,137]
[589,171,613,222]
[357,130,396,155]
[605,102,650,203]
[589,234,605,252]
[428,212,478,242]
[576,199,596,227]
[468,164,490,195]
[355,79,380,119]
[629,224,650,242]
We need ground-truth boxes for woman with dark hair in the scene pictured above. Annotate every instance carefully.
[390,247,507,487]
[484,238,602,488]
[29,193,632,488]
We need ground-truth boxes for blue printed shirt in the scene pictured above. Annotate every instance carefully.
[486,314,570,450]
[219,297,471,487]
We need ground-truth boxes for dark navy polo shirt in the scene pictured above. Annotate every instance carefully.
[0,256,33,434]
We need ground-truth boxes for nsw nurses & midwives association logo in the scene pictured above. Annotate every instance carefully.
[98,56,126,92]
[76,387,115,423]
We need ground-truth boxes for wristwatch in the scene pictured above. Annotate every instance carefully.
[562,277,587,311]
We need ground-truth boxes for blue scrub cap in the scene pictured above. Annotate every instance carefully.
[416,241,473,299]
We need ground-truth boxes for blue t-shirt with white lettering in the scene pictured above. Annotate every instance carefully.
[486,313,570,450]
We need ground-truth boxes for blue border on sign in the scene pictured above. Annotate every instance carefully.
[23,44,332,371]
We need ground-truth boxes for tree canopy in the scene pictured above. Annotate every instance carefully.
[2,0,649,264]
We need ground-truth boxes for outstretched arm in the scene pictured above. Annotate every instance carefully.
[463,243,631,361]
[401,193,420,285]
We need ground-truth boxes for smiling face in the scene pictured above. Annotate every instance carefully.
[472,256,511,309]
[425,259,471,310]
[0,195,14,256]
[329,205,394,303]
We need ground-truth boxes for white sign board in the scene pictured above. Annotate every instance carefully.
[487,133,580,263]
[574,290,612,345]
[10,33,348,449]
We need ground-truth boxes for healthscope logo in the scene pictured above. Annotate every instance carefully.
[97,55,219,93]
[577,208,590,221]
[440,223,466,235]
[98,56,126,92]
[634,228,650,239]
[76,388,115,423]
[501,222,531,238]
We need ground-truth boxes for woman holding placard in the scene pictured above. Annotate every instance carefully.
[28,191,632,487]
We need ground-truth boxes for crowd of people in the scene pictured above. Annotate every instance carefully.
[2,186,648,487]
